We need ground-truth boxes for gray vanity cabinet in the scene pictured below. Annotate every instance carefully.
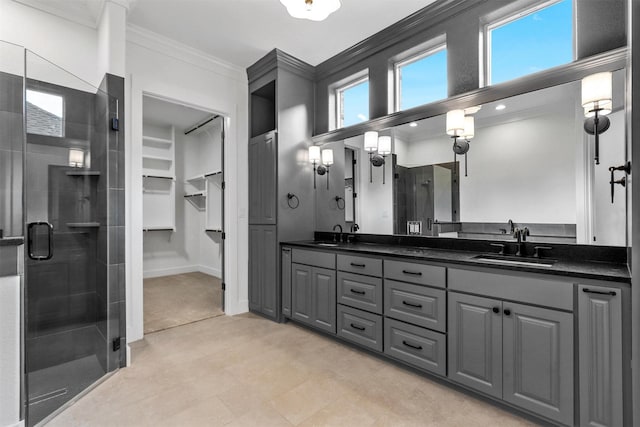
[502,302,574,426]
[248,131,277,225]
[248,225,277,319]
[578,284,623,427]
[448,292,503,399]
[281,247,292,317]
[448,291,574,425]
[291,262,336,333]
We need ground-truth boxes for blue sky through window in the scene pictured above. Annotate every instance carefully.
[490,0,573,84]
[341,80,369,127]
[399,49,447,111]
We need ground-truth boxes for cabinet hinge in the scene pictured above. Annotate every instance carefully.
[112,338,121,352]
[222,181,225,190]
[222,232,226,240]
[111,117,119,131]
[222,282,226,291]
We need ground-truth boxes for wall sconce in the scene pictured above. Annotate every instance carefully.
[364,131,378,183]
[375,135,391,184]
[315,148,333,189]
[582,71,612,165]
[69,149,84,168]
[446,110,474,177]
[309,145,321,189]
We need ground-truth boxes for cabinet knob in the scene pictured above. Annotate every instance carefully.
[492,307,500,314]
[503,309,512,316]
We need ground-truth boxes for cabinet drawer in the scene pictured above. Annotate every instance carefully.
[338,272,383,314]
[292,249,335,269]
[337,254,382,277]
[384,280,446,332]
[384,260,446,288]
[384,318,446,377]
[448,268,573,311]
[337,305,383,352]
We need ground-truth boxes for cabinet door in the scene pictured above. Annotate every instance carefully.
[248,132,277,225]
[260,226,278,319]
[578,285,623,427]
[248,225,262,311]
[292,263,313,325]
[281,247,292,317]
[312,267,336,333]
[448,292,503,398]
[503,302,573,426]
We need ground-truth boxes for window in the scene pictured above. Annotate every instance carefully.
[486,0,573,85]
[26,89,64,137]
[395,46,447,111]
[337,76,369,128]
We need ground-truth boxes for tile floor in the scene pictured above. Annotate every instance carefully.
[144,272,223,333]
[47,313,537,427]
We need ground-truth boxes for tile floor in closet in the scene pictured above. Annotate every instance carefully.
[48,313,536,427]
[144,272,224,333]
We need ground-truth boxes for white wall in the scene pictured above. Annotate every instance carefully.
[402,108,579,224]
[0,276,20,427]
[0,0,101,86]
[126,25,248,343]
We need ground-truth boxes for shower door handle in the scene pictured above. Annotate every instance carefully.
[27,222,54,261]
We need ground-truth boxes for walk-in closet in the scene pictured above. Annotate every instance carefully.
[141,95,225,334]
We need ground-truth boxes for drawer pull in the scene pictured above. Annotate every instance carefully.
[402,301,423,309]
[582,288,617,296]
[402,270,423,276]
[350,262,366,268]
[350,323,366,331]
[402,340,423,350]
[350,289,366,295]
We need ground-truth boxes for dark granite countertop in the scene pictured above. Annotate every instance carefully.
[282,240,631,284]
[0,237,24,246]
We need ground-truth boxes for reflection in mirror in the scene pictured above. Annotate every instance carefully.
[316,69,628,246]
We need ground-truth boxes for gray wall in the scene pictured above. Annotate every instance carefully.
[314,0,627,135]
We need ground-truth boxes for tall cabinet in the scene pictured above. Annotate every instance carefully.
[247,49,316,320]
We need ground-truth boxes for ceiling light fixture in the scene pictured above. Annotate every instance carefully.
[280,0,341,21]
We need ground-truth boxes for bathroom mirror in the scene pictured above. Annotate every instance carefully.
[315,68,628,246]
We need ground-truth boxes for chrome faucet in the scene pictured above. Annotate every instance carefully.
[508,219,515,234]
[513,227,530,256]
[333,224,343,233]
[350,223,359,233]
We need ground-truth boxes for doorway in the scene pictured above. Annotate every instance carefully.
[141,94,225,334]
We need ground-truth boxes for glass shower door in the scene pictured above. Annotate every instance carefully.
[24,51,117,426]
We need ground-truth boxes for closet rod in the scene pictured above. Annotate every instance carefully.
[185,115,220,135]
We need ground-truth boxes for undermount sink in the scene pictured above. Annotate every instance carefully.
[316,242,339,247]
[473,254,557,268]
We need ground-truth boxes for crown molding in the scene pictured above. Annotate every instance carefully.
[315,0,487,81]
[246,48,315,85]
[126,24,246,81]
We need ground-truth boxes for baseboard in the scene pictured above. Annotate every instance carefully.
[198,265,221,279]
[9,420,25,427]
[143,265,198,278]
[226,298,249,316]
[143,265,222,279]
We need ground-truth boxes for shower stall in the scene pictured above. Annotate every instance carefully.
[0,42,125,426]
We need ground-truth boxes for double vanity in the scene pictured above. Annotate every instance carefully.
[281,234,630,427]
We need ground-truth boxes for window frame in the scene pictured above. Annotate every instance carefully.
[25,88,66,138]
[393,43,447,113]
[335,74,369,129]
[483,0,576,87]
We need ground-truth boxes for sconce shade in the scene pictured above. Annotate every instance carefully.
[378,136,392,155]
[364,131,379,152]
[280,0,341,21]
[462,116,475,140]
[69,149,84,167]
[308,145,321,163]
[582,72,612,114]
[446,109,465,136]
[321,148,334,166]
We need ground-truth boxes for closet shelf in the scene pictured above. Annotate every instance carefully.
[186,170,222,183]
[143,154,173,162]
[143,135,173,145]
[143,226,175,232]
[206,229,223,233]
[143,174,175,180]
[184,192,205,198]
